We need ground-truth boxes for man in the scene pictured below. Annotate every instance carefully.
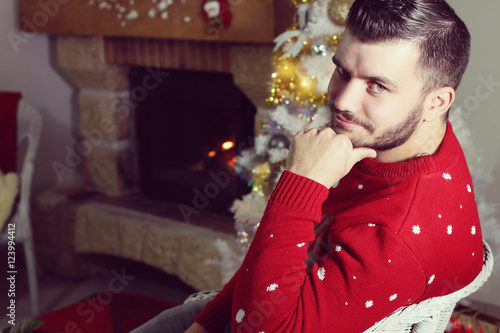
[132,0,483,332]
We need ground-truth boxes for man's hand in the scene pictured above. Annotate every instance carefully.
[286,128,377,188]
[184,323,209,333]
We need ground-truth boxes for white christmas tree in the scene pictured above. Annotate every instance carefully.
[208,0,353,282]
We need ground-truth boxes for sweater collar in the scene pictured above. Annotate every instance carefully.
[355,122,460,178]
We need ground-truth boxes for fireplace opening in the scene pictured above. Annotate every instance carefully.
[131,67,256,215]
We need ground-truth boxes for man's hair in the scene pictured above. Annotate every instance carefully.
[346,0,471,95]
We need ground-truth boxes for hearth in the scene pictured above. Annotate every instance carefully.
[131,67,256,216]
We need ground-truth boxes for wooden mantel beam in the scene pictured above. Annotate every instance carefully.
[18,0,295,43]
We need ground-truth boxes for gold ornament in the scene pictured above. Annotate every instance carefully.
[251,162,272,197]
[266,33,343,109]
[290,0,316,6]
[328,0,354,26]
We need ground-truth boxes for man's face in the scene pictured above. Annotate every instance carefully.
[327,33,426,151]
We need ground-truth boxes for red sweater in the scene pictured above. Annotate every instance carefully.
[195,122,483,332]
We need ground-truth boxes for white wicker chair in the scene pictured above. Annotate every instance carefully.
[0,100,42,316]
[186,240,493,333]
[364,240,493,333]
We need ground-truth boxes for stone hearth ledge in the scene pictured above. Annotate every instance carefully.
[33,186,240,291]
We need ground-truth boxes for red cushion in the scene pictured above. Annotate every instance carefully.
[0,92,20,173]
[35,292,177,333]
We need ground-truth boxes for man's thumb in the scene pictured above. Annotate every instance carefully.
[349,148,377,166]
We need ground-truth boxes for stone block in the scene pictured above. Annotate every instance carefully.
[118,215,148,262]
[142,223,183,275]
[79,90,134,142]
[85,205,121,256]
[177,233,223,291]
[74,207,91,253]
[82,143,137,194]
[57,36,129,91]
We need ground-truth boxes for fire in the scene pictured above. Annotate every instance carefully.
[222,141,235,150]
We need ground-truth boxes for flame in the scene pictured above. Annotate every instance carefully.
[222,141,235,150]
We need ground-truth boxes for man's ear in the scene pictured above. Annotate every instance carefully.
[424,86,455,122]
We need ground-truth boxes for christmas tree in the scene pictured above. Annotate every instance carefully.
[209,0,354,280]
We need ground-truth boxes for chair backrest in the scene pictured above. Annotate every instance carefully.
[10,100,42,242]
[364,240,494,333]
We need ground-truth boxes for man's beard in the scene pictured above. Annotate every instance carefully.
[327,104,423,152]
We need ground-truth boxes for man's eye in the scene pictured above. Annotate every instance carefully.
[371,83,388,93]
[337,66,350,77]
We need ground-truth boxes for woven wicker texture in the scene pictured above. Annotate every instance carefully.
[364,240,494,332]
[184,289,222,304]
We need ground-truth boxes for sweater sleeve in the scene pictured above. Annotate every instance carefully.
[194,267,240,332]
[230,171,428,332]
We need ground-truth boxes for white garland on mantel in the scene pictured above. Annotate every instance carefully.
[88,0,187,27]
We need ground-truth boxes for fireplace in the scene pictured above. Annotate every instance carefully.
[31,35,273,290]
[131,67,255,215]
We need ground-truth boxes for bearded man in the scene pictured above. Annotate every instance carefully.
[132,0,483,332]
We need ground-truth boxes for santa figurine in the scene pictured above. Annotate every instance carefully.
[202,0,232,35]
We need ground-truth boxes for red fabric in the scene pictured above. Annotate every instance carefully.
[0,92,20,173]
[35,292,176,333]
[195,122,484,333]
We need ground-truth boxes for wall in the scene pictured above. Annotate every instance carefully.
[0,0,80,188]
[1,0,499,305]
[449,0,500,307]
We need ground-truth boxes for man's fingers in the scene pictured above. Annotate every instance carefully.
[348,148,377,167]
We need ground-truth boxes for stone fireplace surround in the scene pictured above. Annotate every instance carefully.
[33,35,273,291]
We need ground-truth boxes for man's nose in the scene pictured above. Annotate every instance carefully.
[333,80,363,113]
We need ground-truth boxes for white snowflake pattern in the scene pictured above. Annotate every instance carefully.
[443,173,452,180]
[472,252,475,256]
[389,294,398,301]
[353,276,357,280]
[438,214,442,219]
[270,234,274,238]
[297,243,306,248]
[460,205,463,209]
[388,259,392,263]
[335,245,342,252]
[447,225,453,235]
[412,225,421,234]
[467,184,472,193]
[471,226,476,235]
[345,302,348,305]
[317,267,326,281]
[236,309,245,323]
[368,223,376,227]
[267,283,279,292]
[428,274,435,285]
[358,184,364,190]
[366,300,374,308]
